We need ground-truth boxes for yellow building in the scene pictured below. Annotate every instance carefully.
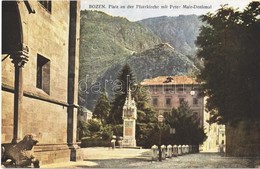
[202,99,226,152]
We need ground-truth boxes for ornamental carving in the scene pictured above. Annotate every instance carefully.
[10,44,29,67]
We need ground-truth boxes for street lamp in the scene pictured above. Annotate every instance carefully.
[190,83,195,96]
[158,114,164,162]
[190,90,195,96]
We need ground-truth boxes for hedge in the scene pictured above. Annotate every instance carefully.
[80,137,110,147]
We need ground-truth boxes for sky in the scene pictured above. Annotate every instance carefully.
[80,0,253,21]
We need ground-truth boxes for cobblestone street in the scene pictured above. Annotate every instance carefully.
[41,148,260,168]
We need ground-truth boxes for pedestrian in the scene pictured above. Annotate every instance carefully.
[219,140,225,156]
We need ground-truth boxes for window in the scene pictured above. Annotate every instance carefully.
[164,85,174,93]
[179,98,185,103]
[37,54,50,94]
[125,108,133,117]
[152,97,158,107]
[164,111,171,115]
[177,87,185,93]
[193,87,199,91]
[165,98,171,107]
[38,0,52,13]
[150,86,158,93]
[193,98,198,105]
[170,128,175,134]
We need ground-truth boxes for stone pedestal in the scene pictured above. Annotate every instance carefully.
[122,89,137,147]
[70,146,83,161]
[122,120,136,147]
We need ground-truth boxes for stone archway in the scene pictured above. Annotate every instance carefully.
[2,1,23,54]
[2,1,29,144]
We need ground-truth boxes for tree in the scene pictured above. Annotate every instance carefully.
[196,2,260,156]
[164,101,207,145]
[87,119,101,138]
[93,88,111,125]
[77,119,89,140]
[108,64,137,124]
[108,64,158,147]
[196,2,260,124]
[134,84,158,147]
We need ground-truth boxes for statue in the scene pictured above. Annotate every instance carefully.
[1,134,40,168]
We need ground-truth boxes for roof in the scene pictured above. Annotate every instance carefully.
[140,76,199,86]
[80,106,93,113]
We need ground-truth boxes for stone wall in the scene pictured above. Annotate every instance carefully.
[2,0,70,144]
[1,91,14,142]
[226,120,260,157]
[23,97,68,144]
[2,0,81,165]
[34,145,70,165]
[20,1,70,102]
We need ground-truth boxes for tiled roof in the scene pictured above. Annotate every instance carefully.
[141,76,199,85]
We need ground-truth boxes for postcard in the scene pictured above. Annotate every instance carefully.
[1,0,259,168]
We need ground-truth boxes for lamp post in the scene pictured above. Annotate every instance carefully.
[190,84,195,96]
[158,114,164,161]
[190,90,195,96]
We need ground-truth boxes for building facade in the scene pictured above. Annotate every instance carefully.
[2,0,81,165]
[203,117,226,152]
[78,107,93,122]
[141,76,204,126]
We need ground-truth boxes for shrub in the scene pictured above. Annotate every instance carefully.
[77,120,89,140]
[112,124,123,136]
[101,125,113,140]
[87,119,101,138]
[80,137,110,147]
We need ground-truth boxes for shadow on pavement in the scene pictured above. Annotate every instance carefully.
[76,157,151,168]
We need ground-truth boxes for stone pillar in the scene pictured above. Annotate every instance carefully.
[173,145,178,156]
[189,145,192,153]
[110,136,116,149]
[151,145,158,161]
[178,145,182,155]
[10,48,29,144]
[167,145,172,158]
[181,145,185,154]
[67,0,82,161]
[161,145,166,160]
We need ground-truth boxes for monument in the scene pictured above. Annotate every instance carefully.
[122,89,137,147]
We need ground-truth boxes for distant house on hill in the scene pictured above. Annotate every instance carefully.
[78,107,93,122]
[141,76,204,126]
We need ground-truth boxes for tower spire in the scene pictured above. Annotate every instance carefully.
[127,88,131,106]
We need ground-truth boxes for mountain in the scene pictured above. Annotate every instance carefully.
[79,11,200,110]
[126,43,198,81]
[139,15,203,56]
[84,43,198,110]
[79,10,161,84]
